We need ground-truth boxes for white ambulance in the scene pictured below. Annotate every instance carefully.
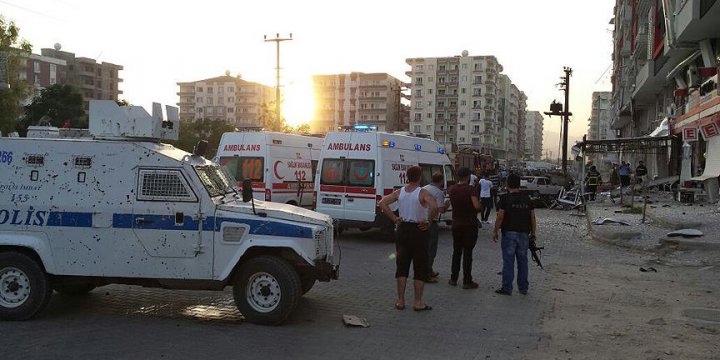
[216,132,322,208]
[314,130,455,235]
[0,101,337,325]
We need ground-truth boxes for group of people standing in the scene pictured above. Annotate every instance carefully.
[585,160,648,201]
[379,166,536,312]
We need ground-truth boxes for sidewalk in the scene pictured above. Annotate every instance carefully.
[584,190,720,252]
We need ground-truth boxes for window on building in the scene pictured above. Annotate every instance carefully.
[197,87,203,92]
[428,89,433,95]
[439,65,446,71]
[207,87,213,94]
[218,97,224,104]
[427,101,433,106]
[474,63,482,70]
[438,101,445,108]
[428,65,434,70]
[460,125,465,130]
[460,100,466,106]
[473,125,480,133]
[228,87,234,92]
[426,125,432,131]
[427,76,434,83]
[415,89,423,97]
[437,113,444,120]
[228,97,233,103]
[207,98,213,105]
[227,107,234,113]
[427,113,432,119]
[415,77,423,84]
[460,113,465,118]
[414,125,421,133]
[415,65,424,71]
[197,97,203,103]
[33,62,40,73]
[474,76,482,84]
[472,138,480,145]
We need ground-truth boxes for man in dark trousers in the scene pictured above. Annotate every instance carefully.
[585,165,601,201]
[635,160,648,185]
[448,167,482,289]
[379,166,438,311]
[493,173,537,295]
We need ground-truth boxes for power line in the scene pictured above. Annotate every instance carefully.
[0,0,61,21]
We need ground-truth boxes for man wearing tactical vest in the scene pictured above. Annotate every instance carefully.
[585,165,601,201]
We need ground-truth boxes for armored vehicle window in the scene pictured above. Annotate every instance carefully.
[26,154,44,167]
[74,156,92,168]
[195,165,235,197]
[138,169,197,202]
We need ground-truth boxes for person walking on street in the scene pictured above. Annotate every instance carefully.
[585,165,601,201]
[448,167,482,289]
[422,172,448,283]
[609,163,620,187]
[635,161,648,185]
[479,173,494,223]
[493,173,537,296]
[379,166,439,311]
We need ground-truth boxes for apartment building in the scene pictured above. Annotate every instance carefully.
[610,0,719,179]
[40,45,123,111]
[525,111,545,161]
[19,53,67,98]
[406,52,526,160]
[177,75,274,127]
[311,72,404,133]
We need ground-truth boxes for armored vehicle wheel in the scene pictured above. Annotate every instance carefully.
[53,283,96,296]
[0,252,53,320]
[233,255,301,325]
[300,274,316,295]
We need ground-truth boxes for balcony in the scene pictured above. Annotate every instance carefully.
[675,0,720,43]
[484,93,494,99]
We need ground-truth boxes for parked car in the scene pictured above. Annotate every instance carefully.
[520,176,564,198]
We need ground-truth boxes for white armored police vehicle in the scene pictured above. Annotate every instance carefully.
[0,101,338,325]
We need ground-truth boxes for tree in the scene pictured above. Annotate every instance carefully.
[294,123,311,135]
[259,101,290,132]
[21,84,85,131]
[0,16,32,136]
[171,119,236,159]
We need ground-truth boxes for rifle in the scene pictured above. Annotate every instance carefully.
[529,235,544,269]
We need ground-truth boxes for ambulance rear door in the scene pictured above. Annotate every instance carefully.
[342,132,377,222]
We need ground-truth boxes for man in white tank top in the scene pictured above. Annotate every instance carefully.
[379,166,439,312]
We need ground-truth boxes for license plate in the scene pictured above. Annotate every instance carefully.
[322,197,341,205]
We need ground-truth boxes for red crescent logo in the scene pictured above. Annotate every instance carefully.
[274,161,285,180]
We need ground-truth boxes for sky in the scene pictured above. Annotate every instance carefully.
[3,0,614,156]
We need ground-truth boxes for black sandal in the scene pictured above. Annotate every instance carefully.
[413,305,432,312]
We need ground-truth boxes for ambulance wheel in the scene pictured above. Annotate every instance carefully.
[0,252,53,321]
[234,255,301,325]
[53,283,96,296]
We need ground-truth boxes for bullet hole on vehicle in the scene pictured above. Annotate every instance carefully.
[63,162,68,166]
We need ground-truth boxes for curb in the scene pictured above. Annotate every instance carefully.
[643,210,704,230]
[584,208,655,252]
[660,237,720,250]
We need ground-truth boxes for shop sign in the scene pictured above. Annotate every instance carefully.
[683,127,698,141]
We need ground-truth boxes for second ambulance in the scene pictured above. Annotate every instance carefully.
[314,130,455,235]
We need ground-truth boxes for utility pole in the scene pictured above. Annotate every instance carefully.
[544,66,573,176]
[264,33,293,126]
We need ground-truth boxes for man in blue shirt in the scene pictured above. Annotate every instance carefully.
[618,162,632,188]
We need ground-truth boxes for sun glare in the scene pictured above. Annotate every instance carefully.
[282,76,316,128]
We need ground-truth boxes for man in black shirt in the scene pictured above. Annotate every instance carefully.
[635,161,648,185]
[492,173,537,295]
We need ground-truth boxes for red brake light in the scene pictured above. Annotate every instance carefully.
[265,189,271,201]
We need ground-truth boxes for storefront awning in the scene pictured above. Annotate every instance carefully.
[690,136,720,181]
[580,135,674,154]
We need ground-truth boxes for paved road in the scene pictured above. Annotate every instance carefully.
[1,209,585,360]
